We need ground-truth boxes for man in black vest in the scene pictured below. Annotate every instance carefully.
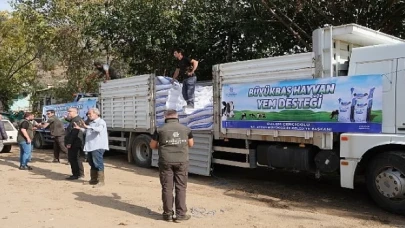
[150,109,194,222]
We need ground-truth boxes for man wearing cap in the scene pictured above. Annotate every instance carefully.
[149,109,194,222]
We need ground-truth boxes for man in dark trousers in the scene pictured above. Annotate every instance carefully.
[149,109,194,222]
[0,114,8,151]
[172,48,199,109]
[73,108,109,187]
[65,107,85,180]
[93,61,119,82]
[41,110,67,163]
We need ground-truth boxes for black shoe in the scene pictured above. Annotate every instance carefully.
[66,175,79,180]
[162,214,173,222]
[174,214,191,222]
[52,159,60,163]
[19,166,33,170]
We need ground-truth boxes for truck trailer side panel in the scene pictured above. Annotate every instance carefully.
[213,52,316,145]
[100,74,155,132]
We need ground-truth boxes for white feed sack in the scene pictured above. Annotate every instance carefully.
[337,98,351,123]
[154,76,214,130]
[350,87,375,123]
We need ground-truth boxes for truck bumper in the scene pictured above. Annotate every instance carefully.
[340,158,360,189]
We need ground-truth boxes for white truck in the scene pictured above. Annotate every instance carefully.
[99,24,405,215]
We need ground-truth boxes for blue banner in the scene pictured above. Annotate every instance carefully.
[221,74,383,133]
[42,100,97,127]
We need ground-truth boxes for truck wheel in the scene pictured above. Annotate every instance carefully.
[1,145,12,153]
[33,133,44,149]
[366,151,405,215]
[131,135,152,168]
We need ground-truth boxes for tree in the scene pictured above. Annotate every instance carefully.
[0,11,44,110]
[259,0,405,52]
[12,0,111,101]
[5,0,405,107]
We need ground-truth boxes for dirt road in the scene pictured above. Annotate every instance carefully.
[0,147,404,228]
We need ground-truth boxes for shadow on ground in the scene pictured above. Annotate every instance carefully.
[0,151,81,182]
[72,192,163,221]
[1,147,404,225]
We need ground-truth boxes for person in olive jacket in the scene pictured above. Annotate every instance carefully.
[41,109,67,163]
[64,107,85,180]
[149,109,194,222]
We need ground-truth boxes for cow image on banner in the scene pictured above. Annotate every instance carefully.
[221,101,235,121]
[221,74,383,133]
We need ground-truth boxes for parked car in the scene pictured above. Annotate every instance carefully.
[1,119,18,153]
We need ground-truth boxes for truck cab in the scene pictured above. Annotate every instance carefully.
[210,24,405,215]
[73,93,98,103]
[339,42,405,215]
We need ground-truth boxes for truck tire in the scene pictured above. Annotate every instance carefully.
[131,135,152,168]
[1,145,12,153]
[366,151,405,215]
[33,133,44,149]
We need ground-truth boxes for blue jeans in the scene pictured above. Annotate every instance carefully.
[29,144,34,161]
[87,149,105,171]
[182,76,196,107]
[19,142,32,167]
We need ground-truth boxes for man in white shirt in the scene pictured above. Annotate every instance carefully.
[74,108,109,187]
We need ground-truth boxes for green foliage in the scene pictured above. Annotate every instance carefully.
[0,11,40,110]
[2,0,405,109]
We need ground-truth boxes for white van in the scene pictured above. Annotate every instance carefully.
[1,119,18,153]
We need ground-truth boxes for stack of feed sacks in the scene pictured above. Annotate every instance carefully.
[155,76,213,130]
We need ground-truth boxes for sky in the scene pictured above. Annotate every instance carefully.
[0,0,12,11]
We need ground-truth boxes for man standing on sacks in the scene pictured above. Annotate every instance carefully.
[172,48,199,109]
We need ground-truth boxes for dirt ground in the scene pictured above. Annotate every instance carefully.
[0,147,404,228]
